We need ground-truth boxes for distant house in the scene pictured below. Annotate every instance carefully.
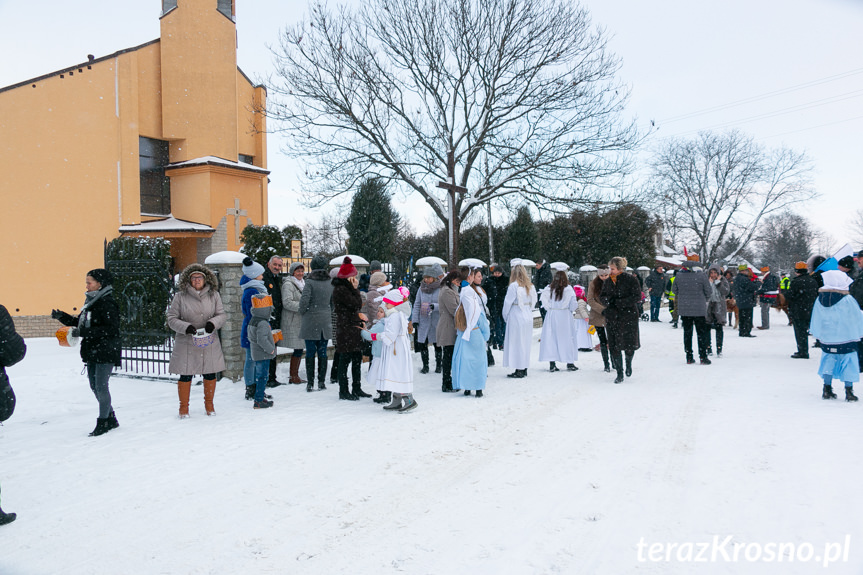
[1,0,269,335]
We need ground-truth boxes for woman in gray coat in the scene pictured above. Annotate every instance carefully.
[411,263,444,374]
[299,255,334,391]
[280,262,306,384]
[167,264,226,417]
[435,270,460,392]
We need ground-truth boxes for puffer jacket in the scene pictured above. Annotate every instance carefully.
[166,264,227,375]
[56,290,121,366]
[280,276,305,350]
[332,278,363,353]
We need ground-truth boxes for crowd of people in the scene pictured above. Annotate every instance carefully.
[2,248,863,526]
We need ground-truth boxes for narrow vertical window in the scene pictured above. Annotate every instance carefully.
[139,137,171,215]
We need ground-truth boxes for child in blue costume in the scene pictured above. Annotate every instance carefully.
[809,270,863,401]
[452,264,491,397]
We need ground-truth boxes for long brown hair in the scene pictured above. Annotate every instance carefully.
[549,270,569,301]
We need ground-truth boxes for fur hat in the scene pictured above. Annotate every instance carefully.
[794,261,808,270]
[242,257,265,279]
[288,261,305,275]
[820,270,853,292]
[424,263,444,278]
[310,255,328,270]
[178,263,218,291]
[86,268,113,287]
[838,255,855,270]
[337,256,358,279]
[760,266,770,272]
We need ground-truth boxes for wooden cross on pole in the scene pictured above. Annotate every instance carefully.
[226,198,248,245]
[436,150,467,266]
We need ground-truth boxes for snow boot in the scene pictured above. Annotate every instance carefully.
[686,354,695,365]
[699,356,712,366]
[106,410,119,431]
[203,378,217,415]
[823,384,837,400]
[506,369,526,379]
[267,359,284,387]
[317,357,328,390]
[600,345,610,373]
[567,363,578,371]
[486,347,495,366]
[178,380,191,418]
[329,352,339,384]
[625,352,633,377]
[463,390,472,396]
[373,391,389,403]
[289,356,306,384]
[0,508,16,526]
[549,362,560,372]
[352,384,372,398]
[88,417,113,437]
[434,346,442,373]
[305,355,316,388]
[846,387,858,402]
[253,398,273,409]
[398,394,418,412]
[611,351,624,383]
[475,390,483,398]
[338,380,358,401]
[245,385,255,400]
[420,347,430,374]
[383,393,403,410]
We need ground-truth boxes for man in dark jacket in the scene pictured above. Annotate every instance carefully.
[644,265,665,322]
[262,256,285,386]
[786,261,820,359]
[482,264,509,350]
[0,304,26,525]
[534,258,553,321]
[756,265,780,330]
[733,265,761,337]
[670,260,712,364]
[299,255,334,390]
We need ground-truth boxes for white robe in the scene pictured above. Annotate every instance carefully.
[538,287,579,363]
[502,282,536,369]
[573,298,593,349]
[377,308,414,394]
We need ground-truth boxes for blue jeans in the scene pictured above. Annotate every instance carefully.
[305,339,328,361]
[650,295,662,321]
[244,347,254,386]
[253,358,270,401]
[491,312,506,348]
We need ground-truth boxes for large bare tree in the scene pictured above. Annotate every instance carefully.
[265,0,640,263]
[644,130,816,264]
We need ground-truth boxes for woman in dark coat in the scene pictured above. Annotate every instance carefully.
[600,257,641,383]
[331,257,369,401]
[52,268,122,436]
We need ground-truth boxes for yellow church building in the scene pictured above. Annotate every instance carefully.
[0,0,269,336]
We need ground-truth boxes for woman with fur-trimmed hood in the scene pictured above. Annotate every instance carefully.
[167,263,227,417]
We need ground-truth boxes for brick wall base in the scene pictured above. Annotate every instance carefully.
[12,315,60,338]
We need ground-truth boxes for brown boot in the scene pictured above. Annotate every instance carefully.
[203,378,217,415]
[289,356,306,384]
[178,380,191,418]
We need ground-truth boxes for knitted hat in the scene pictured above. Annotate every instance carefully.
[369,260,383,273]
[383,286,410,306]
[86,268,113,287]
[337,256,358,278]
[310,255,328,270]
[794,261,808,270]
[737,264,748,271]
[329,267,340,279]
[424,263,444,278]
[838,255,855,269]
[369,271,387,286]
[288,261,305,275]
[820,270,853,292]
[242,257,265,279]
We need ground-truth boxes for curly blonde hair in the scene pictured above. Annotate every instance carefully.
[609,256,628,272]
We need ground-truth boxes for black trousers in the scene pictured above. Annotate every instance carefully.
[738,308,754,337]
[681,316,709,358]
[441,345,454,390]
[337,350,362,387]
[791,315,811,356]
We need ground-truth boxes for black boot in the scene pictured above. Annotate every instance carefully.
[88,417,113,437]
[0,508,16,526]
[486,347,495,366]
[419,346,430,374]
[434,346,442,373]
[305,355,316,391]
[846,387,858,402]
[245,385,255,400]
[612,351,624,383]
[700,356,712,365]
[686,353,695,365]
[317,357,328,390]
[624,351,633,377]
[549,362,559,372]
[600,345,610,372]
[373,391,387,403]
[338,357,357,400]
[106,410,119,431]
[339,383,358,400]
[823,384,837,399]
[352,384,372,398]
[567,363,578,371]
[330,352,339,384]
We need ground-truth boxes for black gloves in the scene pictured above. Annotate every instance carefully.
[70,328,80,338]
[205,321,215,333]
[185,325,197,335]
[51,309,64,320]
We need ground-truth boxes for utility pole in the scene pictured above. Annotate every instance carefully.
[436,149,467,267]
[485,150,494,263]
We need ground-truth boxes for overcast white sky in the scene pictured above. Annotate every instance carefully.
[1,0,861,249]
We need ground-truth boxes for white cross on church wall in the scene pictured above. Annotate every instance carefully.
[226,198,248,244]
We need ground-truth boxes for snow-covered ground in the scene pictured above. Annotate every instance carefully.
[2,309,862,575]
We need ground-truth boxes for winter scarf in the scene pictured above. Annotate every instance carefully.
[243,278,268,294]
[420,279,441,294]
[79,285,114,331]
[290,276,305,292]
